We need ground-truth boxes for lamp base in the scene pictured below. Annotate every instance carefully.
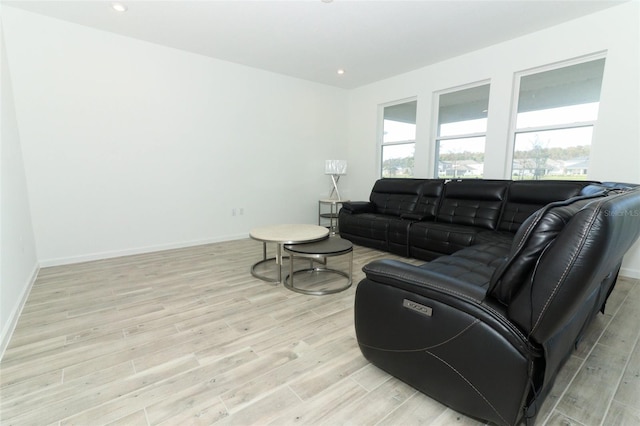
[329,174,341,200]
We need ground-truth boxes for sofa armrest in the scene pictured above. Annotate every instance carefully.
[360,259,529,350]
[362,259,487,302]
[356,259,536,425]
[354,260,541,424]
[341,201,375,214]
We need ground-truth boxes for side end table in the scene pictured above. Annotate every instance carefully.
[249,224,329,284]
[284,237,353,295]
[318,199,348,235]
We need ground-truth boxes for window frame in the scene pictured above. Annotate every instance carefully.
[507,52,607,179]
[379,97,417,179]
[433,80,490,179]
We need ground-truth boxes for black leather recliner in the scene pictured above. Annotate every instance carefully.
[354,188,640,425]
[339,179,444,256]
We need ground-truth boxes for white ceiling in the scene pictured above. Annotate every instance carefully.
[2,0,627,89]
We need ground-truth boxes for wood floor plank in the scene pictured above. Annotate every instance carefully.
[0,369,63,404]
[61,351,291,426]
[597,280,640,351]
[144,382,228,425]
[268,377,369,425]
[0,238,637,425]
[349,363,390,392]
[53,325,186,381]
[2,362,132,411]
[0,335,67,364]
[554,343,629,425]
[105,409,149,426]
[602,400,640,426]
[535,354,584,423]
[131,323,236,373]
[287,343,368,401]
[612,333,640,408]
[216,385,302,425]
[316,375,417,425]
[377,392,451,426]
[58,348,264,425]
[220,335,356,413]
[541,410,586,426]
[2,360,141,423]
[154,397,229,425]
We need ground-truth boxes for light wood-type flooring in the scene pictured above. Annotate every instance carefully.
[1,238,639,425]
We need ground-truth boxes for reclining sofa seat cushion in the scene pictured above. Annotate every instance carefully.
[339,179,425,250]
[409,179,509,260]
[416,240,512,288]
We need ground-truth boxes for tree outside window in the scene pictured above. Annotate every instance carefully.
[511,57,605,180]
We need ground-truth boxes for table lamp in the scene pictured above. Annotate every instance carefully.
[325,160,347,200]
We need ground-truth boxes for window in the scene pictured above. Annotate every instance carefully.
[381,100,416,178]
[435,84,490,178]
[511,57,605,180]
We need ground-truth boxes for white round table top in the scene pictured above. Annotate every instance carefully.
[250,224,329,244]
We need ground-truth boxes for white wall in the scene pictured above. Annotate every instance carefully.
[2,7,348,266]
[0,17,39,358]
[346,2,640,277]
[2,2,638,276]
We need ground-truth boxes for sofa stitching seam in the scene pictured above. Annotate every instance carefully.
[425,350,510,426]
[358,319,480,353]
[531,203,601,333]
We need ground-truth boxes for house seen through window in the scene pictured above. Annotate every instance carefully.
[511,57,606,180]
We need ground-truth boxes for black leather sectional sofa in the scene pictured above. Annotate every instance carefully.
[339,178,601,260]
[340,178,640,425]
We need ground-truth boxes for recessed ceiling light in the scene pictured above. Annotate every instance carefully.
[111,2,128,12]
[337,69,345,75]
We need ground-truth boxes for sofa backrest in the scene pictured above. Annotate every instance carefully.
[501,188,640,384]
[436,180,508,230]
[497,181,597,233]
[488,193,604,305]
[507,188,640,339]
[369,179,426,216]
[413,179,446,219]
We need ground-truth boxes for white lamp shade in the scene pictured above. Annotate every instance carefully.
[325,160,347,175]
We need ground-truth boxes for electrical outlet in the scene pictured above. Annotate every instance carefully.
[232,208,236,216]
[239,208,244,215]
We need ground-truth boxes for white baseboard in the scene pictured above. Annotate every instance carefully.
[620,266,640,279]
[38,233,249,268]
[0,263,39,361]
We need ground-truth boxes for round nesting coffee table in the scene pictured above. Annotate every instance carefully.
[283,237,353,295]
[250,224,329,284]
